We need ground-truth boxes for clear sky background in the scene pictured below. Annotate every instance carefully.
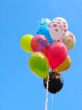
[0,0,82,110]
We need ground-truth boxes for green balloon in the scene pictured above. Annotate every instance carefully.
[20,34,33,52]
[29,52,49,79]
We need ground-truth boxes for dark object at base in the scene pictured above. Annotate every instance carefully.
[43,72,64,94]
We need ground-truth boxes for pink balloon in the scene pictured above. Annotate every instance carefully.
[31,34,50,56]
[48,42,68,69]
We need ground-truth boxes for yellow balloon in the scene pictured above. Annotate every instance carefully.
[20,34,33,52]
[54,56,71,72]
[29,52,49,79]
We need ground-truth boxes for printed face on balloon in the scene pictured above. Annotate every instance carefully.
[38,18,50,28]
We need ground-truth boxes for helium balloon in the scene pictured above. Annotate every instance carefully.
[37,27,53,44]
[29,52,49,79]
[48,42,68,69]
[31,34,50,56]
[62,31,76,51]
[43,72,64,94]
[48,17,68,41]
[37,18,53,44]
[54,55,71,72]
[20,34,33,52]
[38,18,50,29]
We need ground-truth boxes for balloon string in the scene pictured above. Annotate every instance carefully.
[44,75,49,110]
[51,95,54,110]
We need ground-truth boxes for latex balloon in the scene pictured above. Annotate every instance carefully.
[29,52,49,79]
[48,42,67,69]
[20,34,33,52]
[37,18,53,44]
[37,27,53,44]
[31,34,50,56]
[38,18,50,29]
[62,31,76,51]
[43,72,64,94]
[54,56,71,72]
[48,17,68,41]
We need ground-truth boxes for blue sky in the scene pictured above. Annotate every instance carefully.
[0,0,82,110]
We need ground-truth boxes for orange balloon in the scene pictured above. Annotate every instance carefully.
[54,56,71,72]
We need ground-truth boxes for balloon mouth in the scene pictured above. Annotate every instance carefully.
[40,21,46,25]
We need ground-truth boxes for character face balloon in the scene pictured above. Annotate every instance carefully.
[62,31,76,51]
[48,17,68,41]
[38,18,50,29]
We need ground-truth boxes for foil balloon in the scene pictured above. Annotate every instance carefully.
[20,34,33,52]
[48,42,68,69]
[62,31,76,51]
[29,52,49,79]
[43,72,64,94]
[48,17,68,41]
[31,34,50,56]
[38,18,50,29]
[54,55,71,72]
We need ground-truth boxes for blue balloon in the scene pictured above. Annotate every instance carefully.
[38,18,50,29]
[37,27,53,44]
[37,18,53,44]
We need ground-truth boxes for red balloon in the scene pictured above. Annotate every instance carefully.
[48,42,68,69]
[31,34,50,56]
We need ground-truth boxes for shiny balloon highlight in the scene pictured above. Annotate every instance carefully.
[20,17,76,95]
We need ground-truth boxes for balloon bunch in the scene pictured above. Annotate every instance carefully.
[20,17,76,94]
